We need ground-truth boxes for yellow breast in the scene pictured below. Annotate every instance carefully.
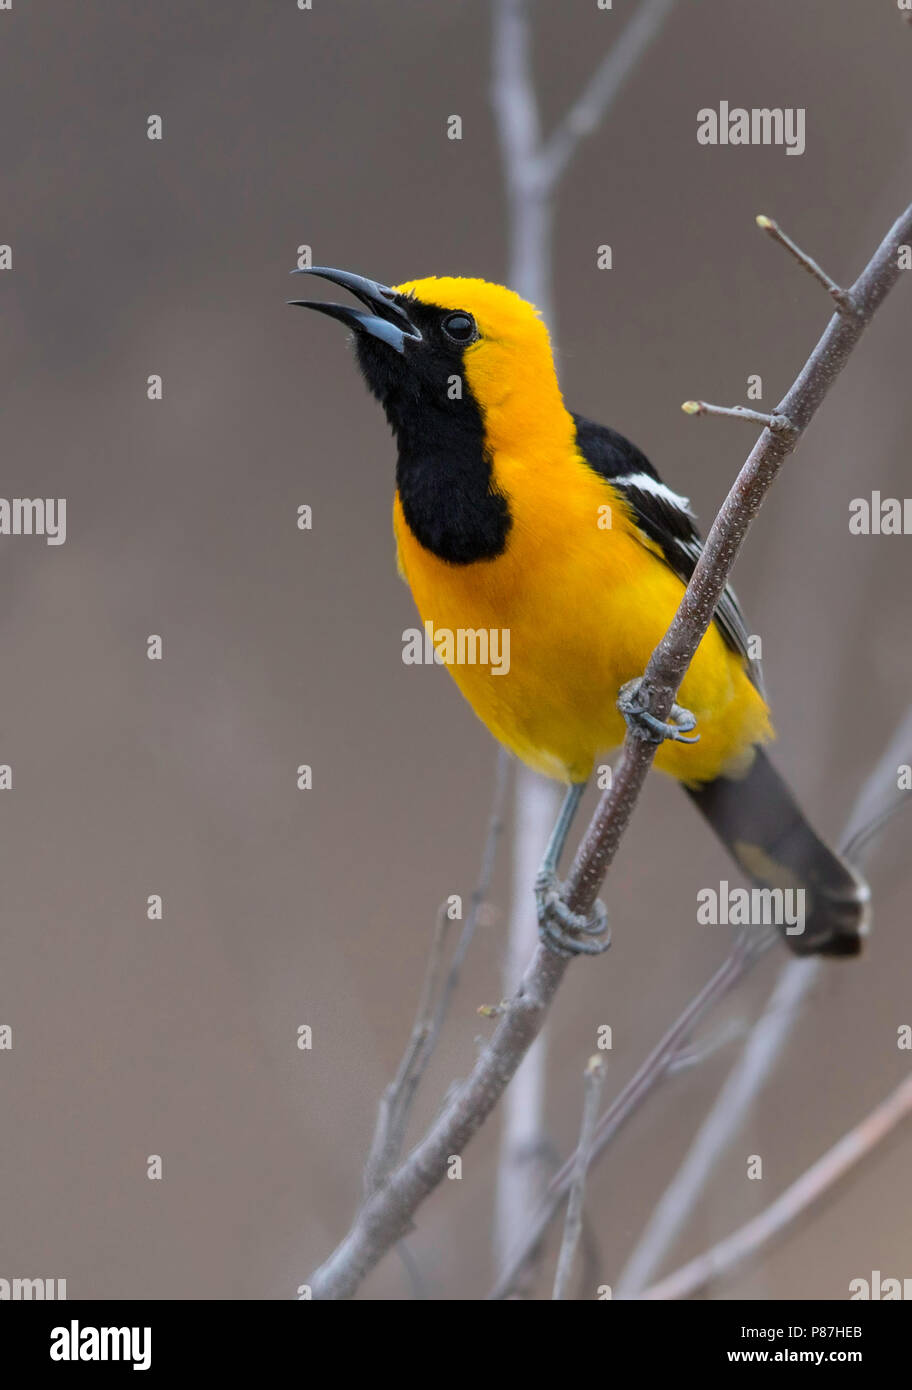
[392,448,771,785]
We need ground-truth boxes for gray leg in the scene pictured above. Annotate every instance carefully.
[534,782,610,958]
[539,782,586,881]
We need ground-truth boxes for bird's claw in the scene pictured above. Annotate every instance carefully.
[618,678,700,745]
[534,870,611,957]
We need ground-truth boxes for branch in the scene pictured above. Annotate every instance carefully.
[562,202,912,929]
[363,748,508,1198]
[552,1056,606,1300]
[490,0,561,1275]
[681,401,796,435]
[491,0,554,314]
[755,215,858,315]
[640,1075,912,1301]
[537,0,680,190]
[492,697,912,1297]
[840,703,912,866]
[306,204,912,1300]
[489,0,681,1273]
[617,955,819,1297]
[493,768,555,1285]
[363,905,450,1200]
[615,701,912,1297]
[490,0,541,192]
[488,929,771,1297]
[489,0,679,1272]
[311,941,571,1299]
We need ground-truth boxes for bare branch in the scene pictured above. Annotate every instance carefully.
[311,941,571,1299]
[490,0,541,192]
[562,201,912,931]
[435,748,510,1028]
[641,1075,912,1301]
[492,690,912,1297]
[363,750,508,1198]
[615,704,912,1297]
[493,768,555,1286]
[491,0,554,315]
[681,400,796,435]
[537,0,680,189]
[489,0,678,1269]
[552,1056,606,1300]
[616,954,820,1297]
[488,930,770,1297]
[491,0,680,314]
[306,204,912,1301]
[490,0,558,1273]
[840,703,912,867]
[489,2,681,1273]
[362,907,450,1200]
[665,1018,747,1074]
[756,214,857,314]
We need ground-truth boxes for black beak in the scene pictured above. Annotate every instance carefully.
[288,266,421,354]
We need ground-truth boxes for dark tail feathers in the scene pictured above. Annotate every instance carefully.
[685,748,870,957]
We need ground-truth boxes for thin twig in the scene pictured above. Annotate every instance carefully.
[840,703,912,865]
[640,1076,912,1301]
[681,401,795,435]
[488,930,769,1297]
[843,798,910,866]
[756,214,858,314]
[306,204,912,1301]
[616,954,820,1297]
[666,1018,747,1074]
[436,748,510,1029]
[362,907,450,1200]
[552,1056,606,1300]
[363,750,508,1198]
[537,0,680,189]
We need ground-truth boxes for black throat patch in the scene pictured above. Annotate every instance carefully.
[355,298,512,565]
[393,409,511,565]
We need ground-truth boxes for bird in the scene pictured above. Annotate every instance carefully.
[290,267,870,959]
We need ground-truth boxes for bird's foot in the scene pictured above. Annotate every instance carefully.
[618,678,700,745]
[534,870,611,957]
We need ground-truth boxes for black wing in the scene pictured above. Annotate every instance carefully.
[572,413,764,695]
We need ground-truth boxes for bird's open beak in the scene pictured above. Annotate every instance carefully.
[288,266,421,354]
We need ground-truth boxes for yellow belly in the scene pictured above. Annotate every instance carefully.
[392,476,771,786]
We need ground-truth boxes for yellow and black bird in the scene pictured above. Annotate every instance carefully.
[290,268,869,958]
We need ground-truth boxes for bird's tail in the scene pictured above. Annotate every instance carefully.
[684,747,871,957]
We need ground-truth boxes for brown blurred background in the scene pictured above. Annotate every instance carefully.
[0,0,909,1300]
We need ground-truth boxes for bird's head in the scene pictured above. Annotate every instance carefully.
[289,268,563,444]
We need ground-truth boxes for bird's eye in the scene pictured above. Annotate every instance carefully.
[441,311,477,344]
